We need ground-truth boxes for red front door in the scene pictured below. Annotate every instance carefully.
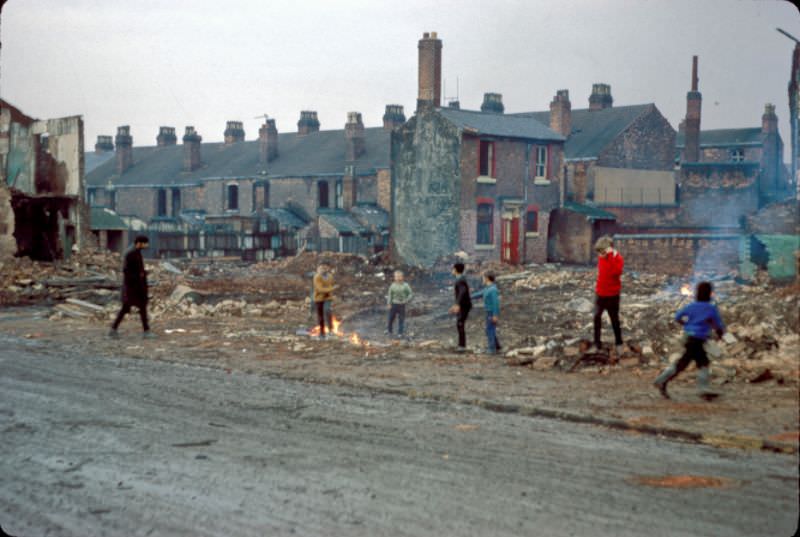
[501,216,520,264]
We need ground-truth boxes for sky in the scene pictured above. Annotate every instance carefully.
[2,0,799,161]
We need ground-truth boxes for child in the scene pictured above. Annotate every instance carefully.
[472,272,501,354]
[312,263,336,338]
[386,270,413,337]
[653,281,725,399]
[591,235,624,355]
[447,262,472,352]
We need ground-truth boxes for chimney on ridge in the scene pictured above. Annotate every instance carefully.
[481,93,504,114]
[182,126,202,172]
[114,126,133,174]
[224,121,245,144]
[382,105,406,130]
[345,112,366,161]
[156,126,177,147]
[95,135,114,154]
[549,89,572,137]
[417,31,443,111]
[259,118,278,167]
[589,83,613,111]
[297,111,320,135]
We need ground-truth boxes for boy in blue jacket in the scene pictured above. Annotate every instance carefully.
[654,281,725,399]
[472,272,501,354]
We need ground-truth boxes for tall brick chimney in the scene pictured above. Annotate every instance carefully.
[114,126,133,174]
[297,111,320,135]
[417,31,442,111]
[259,119,278,167]
[156,126,177,147]
[182,126,202,172]
[481,93,504,114]
[382,105,406,130]
[549,89,572,137]
[224,121,245,144]
[684,56,702,163]
[345,112,366,161]
[761,103,778,134]
[342,165,357,210]
[589,83,613,111]
[95,135,113,154]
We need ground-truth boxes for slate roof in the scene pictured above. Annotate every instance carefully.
[350,204,389,231]
[90,207,128,230]
[675,127,763,148]
[263,208,309,230]
[562,201,617,221]
[86,127,391,188]
[512,104,654,160]
[85,151,114,173]
[436,107,565,142]
[319,210,368,234]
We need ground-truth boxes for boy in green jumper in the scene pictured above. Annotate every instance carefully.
[386,270,413,337]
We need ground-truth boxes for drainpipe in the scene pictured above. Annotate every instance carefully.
[523,143,531,262]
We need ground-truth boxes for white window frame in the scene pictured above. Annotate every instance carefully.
[535,146,547,179]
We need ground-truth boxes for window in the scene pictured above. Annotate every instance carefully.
[157,189,168,217]
[227,184,239,211]
[479,140,495,177]
[108,190,116,211]
[730,148,744,163]
[335,179,343,209]
[318,181,329,208]
[526,207,539,233]
[88,189,96,207]
[171,188,181,216]
[535,146,547,178]
[477,202,494,245]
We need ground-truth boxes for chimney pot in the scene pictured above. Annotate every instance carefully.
[589,83,613,110]
[481,92,504,114]
[95,135,114,154]
[156,126,177,147]
[114,125,133,174]
[182,126,202,172]
[417,31,443,111]
[762,103,778,134]
[549,89,572,137]
[298,110,320,135]
[224,120,245,144]
[383,104,406,130]
[345,111,366,161]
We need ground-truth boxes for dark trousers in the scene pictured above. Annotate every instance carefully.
[112,302,149,332]
[594,294,622,346]
[387,304,406,334]
[675,337,709,372]
[485,312,501,352]
[315,301,328,336]
[457,309,470,348]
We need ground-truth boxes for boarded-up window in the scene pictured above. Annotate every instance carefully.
[227,184,239,210]
[318,181,329,208]
[157,189,167,217]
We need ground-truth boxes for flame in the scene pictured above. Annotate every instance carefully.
[680,284,692,297]
[308,315,366,345]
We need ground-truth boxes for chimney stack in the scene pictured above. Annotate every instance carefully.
[549,89,572,137]
[684,56,702,163]
[345,112,366,161]
[114,126,133,174]
[224,121,245,144]
[95,135,114,154]
[417,31,443,111]
[382,105,406,130]
[297,111,320,135]
[156,126,177,147]
[259,118,278,167]
[342,165,357,210]
[762,103,778,134]
[589,83,613,111]
[182,126,202,172]
[481,93,504,114]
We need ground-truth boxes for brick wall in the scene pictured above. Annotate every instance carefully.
[116,188,157,221]
[0,183,15,258]
[548,208,593,264]
[678,163,759,227]
[615,234,741,276]
[598,105,676,170]
[376,168,391,211]
[701,146,762,163]
[356,175,378,205]
[270,177,317,217]
[604,206,681,228]
[524,210,550,263]
[747,199,800,234]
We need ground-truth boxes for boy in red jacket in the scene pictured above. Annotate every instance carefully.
[591,236,624,354]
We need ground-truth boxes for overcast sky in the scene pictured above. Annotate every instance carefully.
[2,0,799,161]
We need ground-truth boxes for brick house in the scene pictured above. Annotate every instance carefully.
[392,33,565,267]
[512,86,677,263]
[86,108,399,257]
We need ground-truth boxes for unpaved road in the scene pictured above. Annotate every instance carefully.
[0,335,797,537]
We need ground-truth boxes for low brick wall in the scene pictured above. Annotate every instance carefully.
[614,233,741,276]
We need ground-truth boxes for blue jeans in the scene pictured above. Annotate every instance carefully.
[485,312,500,353]
[387,304,406,334]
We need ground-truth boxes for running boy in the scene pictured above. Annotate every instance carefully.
[386,270,413,337]
[653,281,725,399]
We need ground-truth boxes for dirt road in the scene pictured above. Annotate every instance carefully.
[1,334,797,536]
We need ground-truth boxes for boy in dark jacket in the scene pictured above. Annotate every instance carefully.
[448,262,472,352]
[109,236,153,338]
[654,281,725,399]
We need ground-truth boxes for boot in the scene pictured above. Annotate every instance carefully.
[653,365,677,399]
[696,367,712,395]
